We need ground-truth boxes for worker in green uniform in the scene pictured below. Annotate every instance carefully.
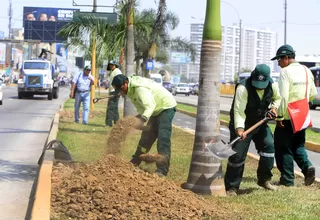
[111,74,177,177]
[225,64,281,196]
[105,61,122,127]
[271,44,317,186]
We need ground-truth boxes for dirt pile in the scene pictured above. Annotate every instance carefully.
[51,155,229,220]
[106,116,142,154]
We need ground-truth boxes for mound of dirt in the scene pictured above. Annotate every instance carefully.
[51,155,230,220]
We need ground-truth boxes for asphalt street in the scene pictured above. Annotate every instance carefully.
[172,101,320,179]
[175,95,320,130]
[0,85,67,220]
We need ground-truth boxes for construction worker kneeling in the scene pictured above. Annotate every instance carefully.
[225,64,282,196]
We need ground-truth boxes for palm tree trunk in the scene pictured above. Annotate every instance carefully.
[124,0,136,116]
[183,0,225,196]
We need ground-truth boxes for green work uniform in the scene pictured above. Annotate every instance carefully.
[275,63,317,186]
[105,68,122,126]
[127,76,177,175]
[225,77,281,191]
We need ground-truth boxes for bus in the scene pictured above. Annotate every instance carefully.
[309,66,320,109]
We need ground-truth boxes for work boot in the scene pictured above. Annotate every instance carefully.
[130,158,141,166]
[226,189,238,196]
[257,181,277,191]
[304,166,315,186]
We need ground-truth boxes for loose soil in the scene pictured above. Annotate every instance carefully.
[51,116,236,220]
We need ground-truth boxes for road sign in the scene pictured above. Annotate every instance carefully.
[146,60,154,70]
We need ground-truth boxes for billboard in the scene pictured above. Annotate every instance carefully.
[23,7,80,43]
[170,52,191,64]
[56,43,68,73]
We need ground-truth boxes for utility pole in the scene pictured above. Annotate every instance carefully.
[238,19,242,78]
[90,0,97,111]
[284,0,287,44]
[7,0,13,69]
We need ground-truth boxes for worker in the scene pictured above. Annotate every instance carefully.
[69,65,95,125]
[111,74,177,177]
[225,64,281,196]
[271,44,317,186]
[105,61,122,127]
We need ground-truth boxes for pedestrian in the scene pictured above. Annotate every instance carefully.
[69,65,95,125]
[225,64,282,195]
[105,61,122,127]
[271,44,317,186]
[111,74,177,177]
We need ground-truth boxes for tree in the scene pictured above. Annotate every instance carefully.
[183,0,226,196]
[123,0,136,116]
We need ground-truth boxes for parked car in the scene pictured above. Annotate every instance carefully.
[163,81,172,93]
[172,83,190,96]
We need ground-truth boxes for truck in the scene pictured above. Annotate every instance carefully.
[17,58,59,100]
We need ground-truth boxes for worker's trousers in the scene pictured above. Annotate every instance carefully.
[105,91,120,126]
[274,120,312,186]
[131,107,176,175]
[225,124,275,191]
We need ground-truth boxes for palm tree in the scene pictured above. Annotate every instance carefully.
[183,0,226,196]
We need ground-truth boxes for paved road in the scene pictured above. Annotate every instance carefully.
[173,111,320,179]
[0,85,67,220]
[174,94,320,129]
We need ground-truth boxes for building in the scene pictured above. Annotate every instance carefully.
[190,23,278,82]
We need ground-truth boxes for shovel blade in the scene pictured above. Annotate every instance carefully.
[206,142,237,160]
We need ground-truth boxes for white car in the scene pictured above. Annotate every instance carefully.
[172,83,191,96]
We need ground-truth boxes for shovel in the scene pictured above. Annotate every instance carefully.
[93,94,120,103]
[207,111,276,160]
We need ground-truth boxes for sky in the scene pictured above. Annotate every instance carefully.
[0,0,320,55]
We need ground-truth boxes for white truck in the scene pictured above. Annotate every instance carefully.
[18,59,59,100]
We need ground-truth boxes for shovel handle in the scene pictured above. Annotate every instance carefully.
[243,118,269,136]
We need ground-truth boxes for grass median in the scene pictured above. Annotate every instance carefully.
[177,103,320,144]
[56,99,320,219]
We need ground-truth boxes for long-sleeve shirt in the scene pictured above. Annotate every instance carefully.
[277,62,317,120]
[127,76,177,121]
[234,83,282,130]
[109,68,122,93]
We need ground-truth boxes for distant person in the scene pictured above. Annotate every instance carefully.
[105,61,122,127]
[111,74,177,177]
[38,13,48,21]
[49,15,56,21]
[225,64,281,196]
[69,66,94,125]
[271,44,318,187]
[26,13,35,21]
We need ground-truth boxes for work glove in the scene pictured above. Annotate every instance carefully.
[134,115,147,130]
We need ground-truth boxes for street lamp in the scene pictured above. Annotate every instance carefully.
[222,1,242,79]
[284,0,287,44]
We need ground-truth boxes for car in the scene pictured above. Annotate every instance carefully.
[172,83,191,96]
[162,81,172,93]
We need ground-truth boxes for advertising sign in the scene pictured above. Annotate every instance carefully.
[56,43,68,73]
[170,52,191,64]
[23,7,80,43]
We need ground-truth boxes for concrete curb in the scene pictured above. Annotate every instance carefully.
[30,106,62,220]
[172,125,320,184]
[176,102,320,153]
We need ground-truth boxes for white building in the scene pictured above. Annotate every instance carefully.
[190,23,278,82]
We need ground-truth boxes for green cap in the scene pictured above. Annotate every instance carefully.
[251,64,272,89]
[108,60,119,67]
[111,74,127,94]
[84,65,91,71]
[271,44,295,60]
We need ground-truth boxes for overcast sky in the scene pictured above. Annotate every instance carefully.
[0,0,319,55]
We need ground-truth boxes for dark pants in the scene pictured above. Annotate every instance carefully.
[131,107,176,175]
[225,123,275,191]
[105,92,120,126]
[274,120,312,186]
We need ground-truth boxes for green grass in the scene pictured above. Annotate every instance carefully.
[56,99,320,220]
[176,103,320,144]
